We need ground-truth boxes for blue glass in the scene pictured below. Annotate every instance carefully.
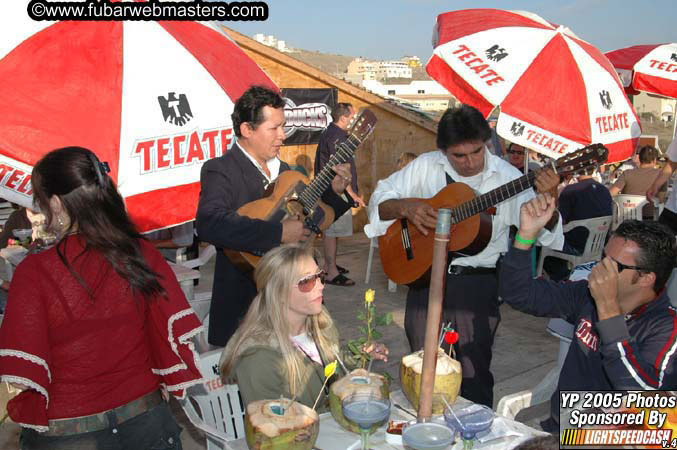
[401,421,454,450]
[342,393,390,450]
[444,404,494,449]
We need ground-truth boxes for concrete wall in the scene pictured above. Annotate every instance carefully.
[225,28,439,231]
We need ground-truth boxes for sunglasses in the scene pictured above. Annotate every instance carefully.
[603,253,647,273]
[507,149,525,155]
[296,270,326,293]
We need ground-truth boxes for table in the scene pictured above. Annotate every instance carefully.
[222,390,547,450]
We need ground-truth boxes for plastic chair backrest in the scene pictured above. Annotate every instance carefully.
[180,244,216,270]
[184,349,245,447]
[565,215,612,262]
[612,195,649,229]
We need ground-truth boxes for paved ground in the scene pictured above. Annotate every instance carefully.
[0,233,559,449]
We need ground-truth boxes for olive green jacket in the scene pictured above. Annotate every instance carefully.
[231,331,340,413]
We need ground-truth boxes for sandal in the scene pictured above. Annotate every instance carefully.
[324,273,355,286]
[337,265,349,274]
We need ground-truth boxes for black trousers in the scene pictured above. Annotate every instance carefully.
[404,271,500,407]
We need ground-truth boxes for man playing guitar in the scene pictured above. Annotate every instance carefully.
[196,86,353,346]
[366,104,564,407]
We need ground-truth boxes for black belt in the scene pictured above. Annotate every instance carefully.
[447,265,496,276]
[45,390,163,436]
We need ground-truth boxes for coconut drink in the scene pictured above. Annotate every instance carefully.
[244,398,319,450]
[329,368,390,433]
[400,348,462,414]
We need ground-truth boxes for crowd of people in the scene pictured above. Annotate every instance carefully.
[0,84,675,449]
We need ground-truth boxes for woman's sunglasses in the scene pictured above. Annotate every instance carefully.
[296,270,326,293]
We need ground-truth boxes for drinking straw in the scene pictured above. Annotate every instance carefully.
[333,349,349,375]
[367,354,375,374]
[440,395,461,426]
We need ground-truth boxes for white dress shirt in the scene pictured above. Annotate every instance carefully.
[237,140,281,184]
[365,149,564,268]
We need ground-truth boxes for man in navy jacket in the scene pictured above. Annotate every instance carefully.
[499,193,677,429]
[197,86,353,346]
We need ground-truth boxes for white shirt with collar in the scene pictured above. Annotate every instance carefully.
[236,140,282,184]
[365,149,564,268]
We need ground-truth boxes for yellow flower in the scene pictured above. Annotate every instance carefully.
[324,360,337,378]
[365,289,375,304]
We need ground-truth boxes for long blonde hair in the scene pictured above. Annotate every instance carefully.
[220,244,338,396]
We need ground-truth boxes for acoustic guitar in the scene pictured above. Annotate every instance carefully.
[378,143,609,285]
[225,109,377,270]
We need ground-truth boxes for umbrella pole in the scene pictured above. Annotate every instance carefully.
[417,208,452,422]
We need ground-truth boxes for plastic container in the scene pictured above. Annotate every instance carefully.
[385,420,406,445]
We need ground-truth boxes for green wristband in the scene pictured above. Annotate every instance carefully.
[515,234,536,245]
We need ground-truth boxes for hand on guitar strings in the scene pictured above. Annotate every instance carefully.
[402,199,438,236]
[281,215,311,243]
[330,163,353,195]
[533,167,559,199]
[517,193,556,246]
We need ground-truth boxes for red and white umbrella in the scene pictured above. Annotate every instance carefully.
[605,43,677,99]
[427,9,640,163]
[0,2,276,232]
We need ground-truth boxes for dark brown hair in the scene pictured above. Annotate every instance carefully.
[31,146,166,299]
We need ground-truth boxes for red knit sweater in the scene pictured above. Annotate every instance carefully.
[0,235,203,431]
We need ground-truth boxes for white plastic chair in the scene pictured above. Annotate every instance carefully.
[536,215,612,277]
[179,245,216,322]
[365,237,397,292]
[496,318,574,419]
[179,244,216,270]
[180,349,245,450]
[611,195,661,230]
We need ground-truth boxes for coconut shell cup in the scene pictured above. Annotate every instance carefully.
[328,368,390,434]
[400,348,462,414]
[244,398,319,450]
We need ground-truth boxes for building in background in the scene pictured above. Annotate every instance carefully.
[401,56,422,68]
[347,57,413,81]
[633,91,676,123]
[362,79,457,112]
[252,33,295,53]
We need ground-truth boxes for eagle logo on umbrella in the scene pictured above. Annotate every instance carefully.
[158,92,194,127]
[510,121,525,137]
[485,44,509,62]
[599,90,613,110]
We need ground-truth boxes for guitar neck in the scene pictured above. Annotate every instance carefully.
[299,135,360,209]
[450,171,537,223]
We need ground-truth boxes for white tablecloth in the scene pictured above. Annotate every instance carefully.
[223,390,547,450]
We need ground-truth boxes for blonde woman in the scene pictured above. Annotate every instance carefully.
[220,244,388,411]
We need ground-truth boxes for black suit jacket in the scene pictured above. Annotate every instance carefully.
[196,143,351,345]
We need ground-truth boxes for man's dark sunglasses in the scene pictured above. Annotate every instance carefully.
[603,252,648,273]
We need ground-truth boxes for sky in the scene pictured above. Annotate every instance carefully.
[221,0,676,61]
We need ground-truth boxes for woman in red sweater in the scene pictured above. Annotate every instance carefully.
[0,147,203,449]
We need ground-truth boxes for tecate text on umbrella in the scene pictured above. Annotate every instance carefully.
[133,127,233,173]
[452,44,505,86]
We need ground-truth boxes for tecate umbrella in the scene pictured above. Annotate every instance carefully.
[427,9,640,163]
[0,2,276,232]
[605,43,677,99]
